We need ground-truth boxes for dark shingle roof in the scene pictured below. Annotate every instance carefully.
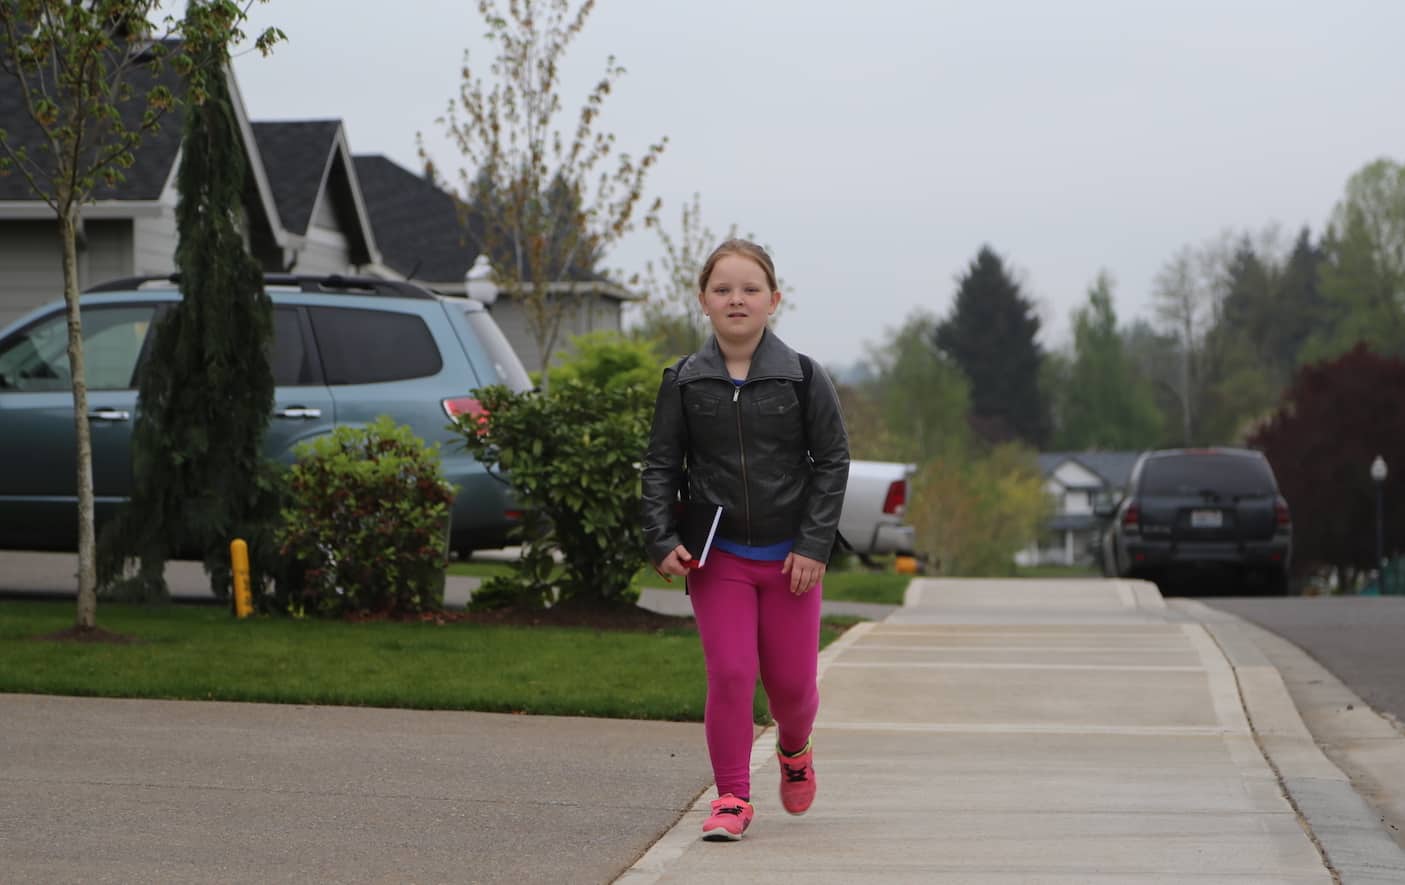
[250,121,341,235]
[0,45,187,201]
[352,154,476,283]
[1037,451,1143,489]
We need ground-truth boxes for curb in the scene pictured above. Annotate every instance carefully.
[1175,599,1405,884]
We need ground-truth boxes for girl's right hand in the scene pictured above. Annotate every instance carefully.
[655,545,694,581]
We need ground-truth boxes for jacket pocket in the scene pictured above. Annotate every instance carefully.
[753,388,799,417]
[686,391,722,418]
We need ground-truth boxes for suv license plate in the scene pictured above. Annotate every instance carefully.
[1191,509,1224,529]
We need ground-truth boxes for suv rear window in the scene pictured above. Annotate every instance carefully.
[308,306,442,385]
[465,309,532,392]
[1140,454,1276,497]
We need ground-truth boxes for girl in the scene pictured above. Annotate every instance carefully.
[641,239,850,841]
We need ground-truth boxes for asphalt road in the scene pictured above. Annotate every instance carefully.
[1201,596,1405,724]
[1,694,712,885]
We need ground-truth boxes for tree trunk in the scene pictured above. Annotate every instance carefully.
[59,202,99,629]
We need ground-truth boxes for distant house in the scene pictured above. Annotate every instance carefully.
[0,58,636,368]
[1017,451,1142,567]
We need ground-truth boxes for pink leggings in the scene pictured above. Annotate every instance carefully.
[687,548,823,799]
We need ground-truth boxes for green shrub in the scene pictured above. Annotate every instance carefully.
[459,375,653,611]
[909,443,1050,577]
[274,417,455,616]
[547,330,668,392]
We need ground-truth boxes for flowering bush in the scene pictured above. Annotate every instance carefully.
[274,417,454,616]
[454,332,666,610]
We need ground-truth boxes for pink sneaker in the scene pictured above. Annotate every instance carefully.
[701,794,754,841]
[778,740,816,815]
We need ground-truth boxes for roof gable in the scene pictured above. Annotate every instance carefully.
[0,43,186,202]
[250,121,341,235]
[1037,451,1142,489]
[353,154,475,284]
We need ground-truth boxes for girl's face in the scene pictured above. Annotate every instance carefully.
[698,253,782,344]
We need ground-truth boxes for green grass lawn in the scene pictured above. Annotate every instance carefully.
[0,601,856,723]
[451,557,914,606]
[635,568,912,606]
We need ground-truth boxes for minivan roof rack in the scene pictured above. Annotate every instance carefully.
[84,274,436,300]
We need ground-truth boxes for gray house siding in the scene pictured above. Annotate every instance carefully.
[486,294,626,372]
[295,228,354,275]
[0,219,132,330]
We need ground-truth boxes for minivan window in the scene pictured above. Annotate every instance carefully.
[465,309,532,392]
[308,306,441,385]
[1140,454,1276,497]
[271,307,316,385]
[0,305,155,391]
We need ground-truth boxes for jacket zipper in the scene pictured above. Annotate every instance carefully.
[733,385,752,544]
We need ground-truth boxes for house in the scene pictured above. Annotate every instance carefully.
[1017,451,1142,567]
[350,154,640,371]
[0,55,636,368]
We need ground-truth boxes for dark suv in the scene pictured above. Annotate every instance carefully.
[1100,448,1292,594]
[0,275,531,557]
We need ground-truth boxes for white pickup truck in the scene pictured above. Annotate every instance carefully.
[838,460,917,556]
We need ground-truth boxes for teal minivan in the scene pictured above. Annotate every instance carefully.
[0,275,531,557]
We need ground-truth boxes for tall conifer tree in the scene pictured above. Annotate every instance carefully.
[935,246,1049,446]
[100,6,275,598]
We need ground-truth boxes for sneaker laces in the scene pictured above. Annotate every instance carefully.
[782,761,810,783]
[714,803,745,816]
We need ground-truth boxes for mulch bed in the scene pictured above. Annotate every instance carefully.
[38,625,142,644]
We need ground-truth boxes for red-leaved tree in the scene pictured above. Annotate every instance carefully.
[1249,344,1405,585]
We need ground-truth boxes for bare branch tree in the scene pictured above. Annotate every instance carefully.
[422,0,666,386]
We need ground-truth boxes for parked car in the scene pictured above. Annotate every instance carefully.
[0,274,532,557]
[838,460,917,558]
[1098,447,1292,594]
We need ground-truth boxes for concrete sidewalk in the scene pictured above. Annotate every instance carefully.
[620,578,1405,884]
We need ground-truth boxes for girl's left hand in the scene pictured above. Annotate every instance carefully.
[781,552,825,595]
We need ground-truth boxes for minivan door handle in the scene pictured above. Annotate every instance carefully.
[274,407,322,419]
[88,408,131,422]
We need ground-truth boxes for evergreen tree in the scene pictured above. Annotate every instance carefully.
[1279,228,1327,370]
[1052,273,1162,450]
[99,12,275,598]
[1198,239,1281,443]
[934,246,1048,446]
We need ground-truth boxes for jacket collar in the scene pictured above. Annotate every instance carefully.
[677,327,803,385]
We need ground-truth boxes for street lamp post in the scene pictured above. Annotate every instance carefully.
[1371,455,1388,571]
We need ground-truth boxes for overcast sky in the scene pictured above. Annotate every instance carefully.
[225,0,1405,368]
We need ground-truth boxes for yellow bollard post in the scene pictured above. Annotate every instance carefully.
[231,538,252,619]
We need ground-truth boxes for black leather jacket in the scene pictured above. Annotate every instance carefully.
[641,329,850,565]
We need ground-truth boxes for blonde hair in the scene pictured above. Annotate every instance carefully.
[698,238,778,293]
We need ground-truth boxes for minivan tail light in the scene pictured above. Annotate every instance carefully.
[1275,498,1291,529]
[882,480,906,516]
[442,396,488,423]
[1123,503,1140,532]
